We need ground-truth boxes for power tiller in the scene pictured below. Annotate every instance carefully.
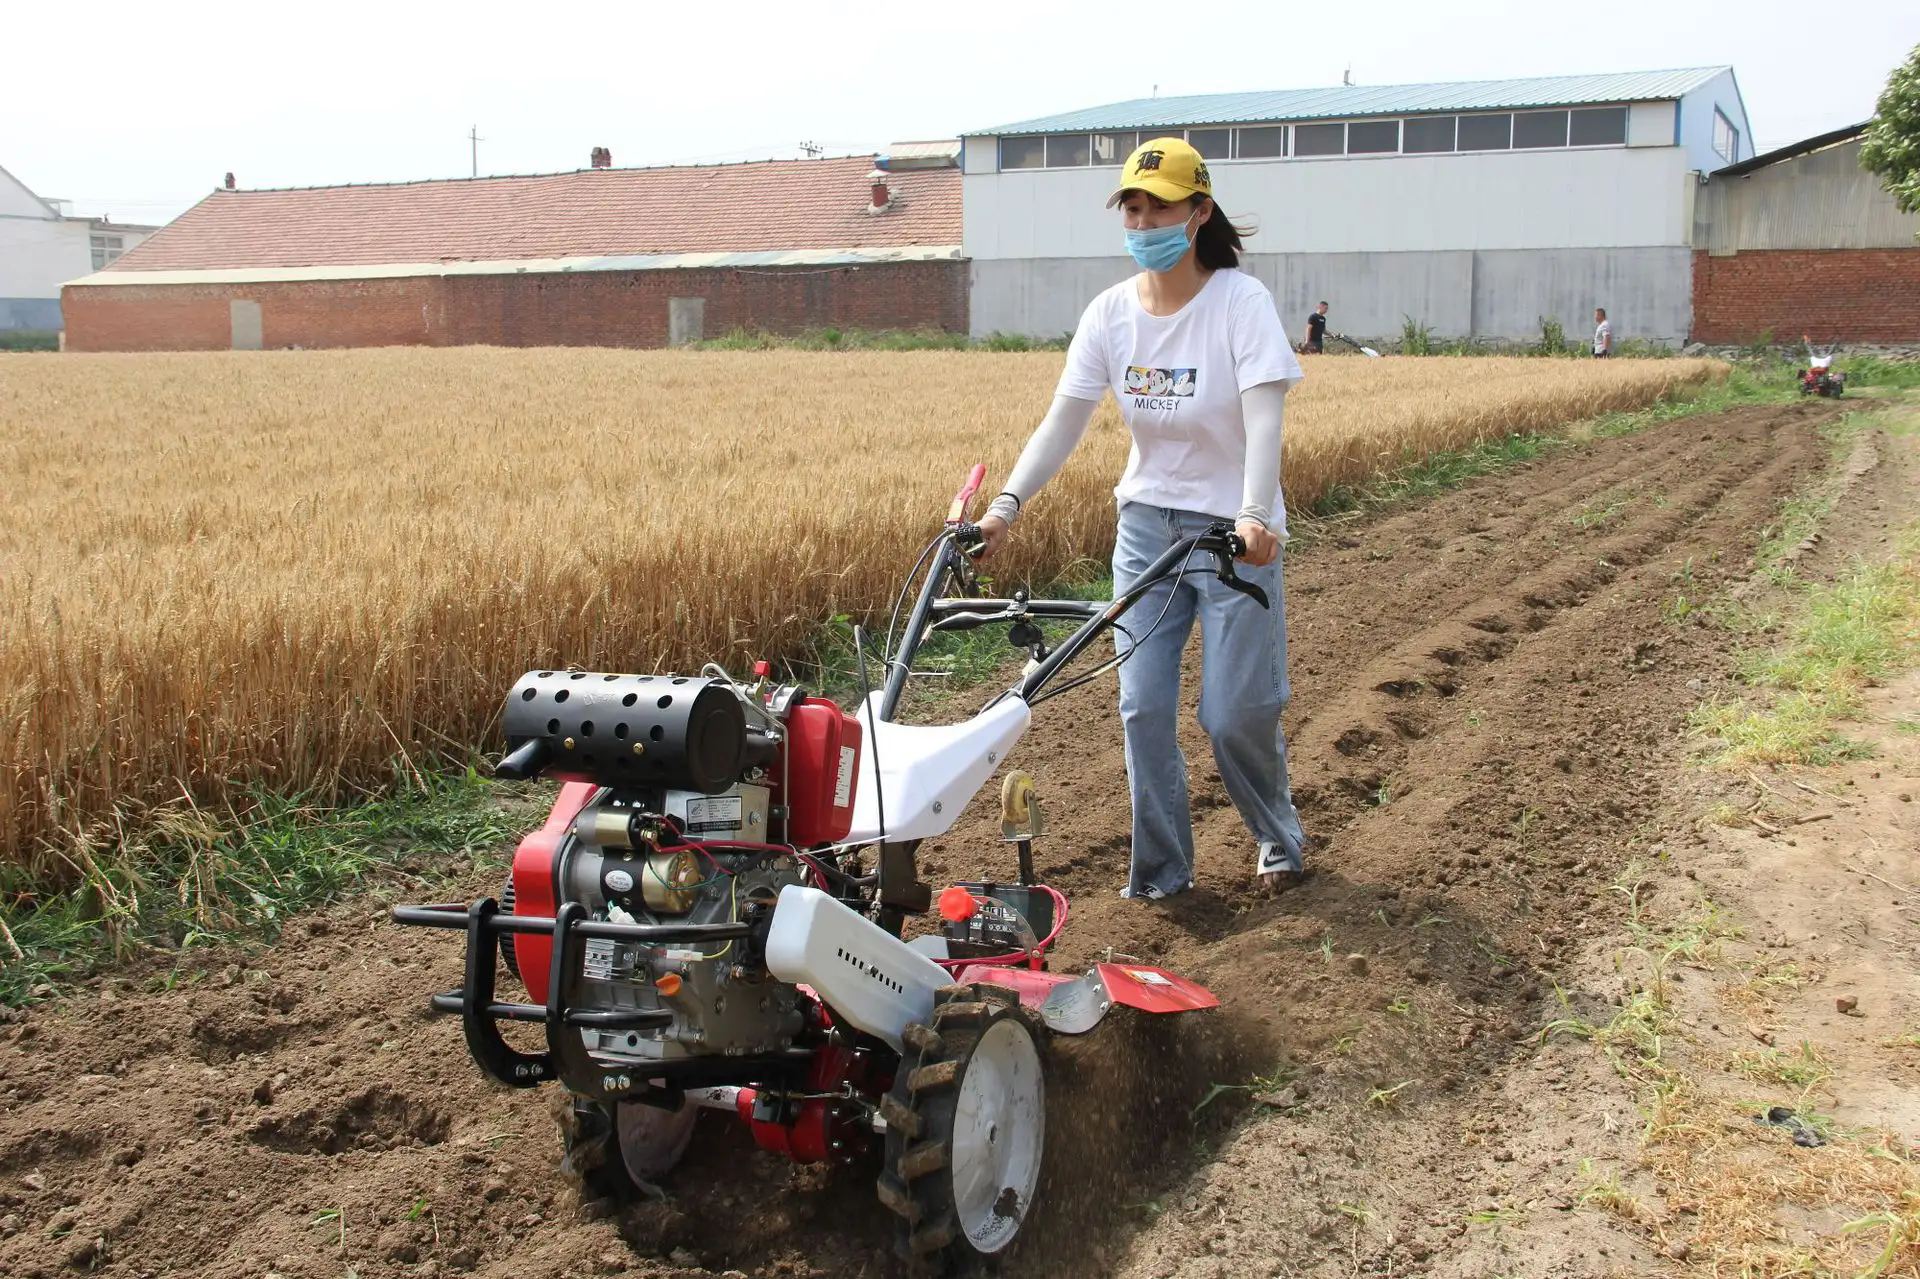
[392,466,1264,1265]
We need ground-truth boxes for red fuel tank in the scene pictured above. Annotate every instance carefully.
[781,698,861,846]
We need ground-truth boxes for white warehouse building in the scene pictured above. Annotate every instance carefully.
[961,67,1753,345]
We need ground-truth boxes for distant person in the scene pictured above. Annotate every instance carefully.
[1593,308,1613,358]
[1304,301,1328,354]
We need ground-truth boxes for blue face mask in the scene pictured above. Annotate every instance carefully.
[1124,216,1194,272]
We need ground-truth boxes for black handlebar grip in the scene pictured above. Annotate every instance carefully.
[952,523,985,547]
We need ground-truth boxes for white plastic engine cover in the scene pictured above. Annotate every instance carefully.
[763,885,949,1053]
[844,692,1031,843]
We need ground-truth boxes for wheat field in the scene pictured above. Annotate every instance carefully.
[0,348,1717,872]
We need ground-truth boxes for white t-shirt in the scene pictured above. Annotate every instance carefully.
[1056,269,1303,532]
[1594,319,1612,354]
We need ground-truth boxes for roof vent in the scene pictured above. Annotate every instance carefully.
[867,167,891,215]
[590,147,613,169]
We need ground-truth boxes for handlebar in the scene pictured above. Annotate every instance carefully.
[947,464,988,525]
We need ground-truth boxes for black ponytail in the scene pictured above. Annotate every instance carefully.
[1192,197,1252,270]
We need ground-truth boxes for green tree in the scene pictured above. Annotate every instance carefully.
[1861,42,1920,216]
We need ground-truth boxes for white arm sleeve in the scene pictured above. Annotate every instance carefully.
[983,394,1100,524]
[1237,380,1288,529]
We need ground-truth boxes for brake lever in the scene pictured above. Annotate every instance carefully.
[1207,526,1272,610]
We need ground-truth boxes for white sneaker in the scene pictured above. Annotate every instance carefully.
[1257,842,1295,876]
[1120,879,1193,901]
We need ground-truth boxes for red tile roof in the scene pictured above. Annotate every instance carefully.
[107,156,959,272]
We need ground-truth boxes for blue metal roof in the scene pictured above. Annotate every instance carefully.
[966,68,1730,136]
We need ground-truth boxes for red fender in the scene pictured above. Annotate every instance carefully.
[952,962,1218,1035]
[508,781,596,1000]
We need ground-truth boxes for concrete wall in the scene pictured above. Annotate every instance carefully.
[1694,139,1920,253]
[1678,70,1754,173]
[62,260,969,351]
[964,145,1694,260]
[971,247,1693,343]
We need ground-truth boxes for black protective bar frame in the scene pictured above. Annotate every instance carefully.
[390,898,776,1097]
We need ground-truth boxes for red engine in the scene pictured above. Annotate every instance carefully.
[503,680,861,1000]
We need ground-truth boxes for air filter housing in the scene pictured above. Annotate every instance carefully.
[500,671,762,794]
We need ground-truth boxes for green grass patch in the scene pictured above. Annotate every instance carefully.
[1690,530,1920,767]
[0,332,60,352]
[0,768,541,1006]
[1838,356,1920,392]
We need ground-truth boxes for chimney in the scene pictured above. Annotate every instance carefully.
[867,166,891,215]
[224,172,236,190]
[590,147,612,169]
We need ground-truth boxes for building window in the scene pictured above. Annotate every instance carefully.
[1187,128,1232,160]
[1513,109,1569,149]
[1235,126,1287,159]
[1402,115,1456,154]
[1712,109,1739,162]
[1569,107,1627,146]
[90,234,124,269]
[1346,120,1400,154]
[1092,131,1137,165]
[1044,133,1091,167]
[1457,113,1512,150]
[1000,136,1045,169]
[994,98,1638,171]
[1294,122,1345,157]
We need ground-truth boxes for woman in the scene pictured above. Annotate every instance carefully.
[976,136,1307,901]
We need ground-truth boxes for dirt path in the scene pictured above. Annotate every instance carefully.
[0,398,1859,1279]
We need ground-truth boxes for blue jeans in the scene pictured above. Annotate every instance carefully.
[1112,501,1307,897]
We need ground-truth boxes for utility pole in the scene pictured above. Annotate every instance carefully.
[469,125,484,177]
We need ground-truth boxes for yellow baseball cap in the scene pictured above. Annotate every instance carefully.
[1106,136,1213,208]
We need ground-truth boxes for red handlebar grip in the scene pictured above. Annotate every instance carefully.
[947,463,988,523]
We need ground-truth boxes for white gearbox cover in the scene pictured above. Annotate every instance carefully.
[845,693,1030,843]
[763,885,949,1053]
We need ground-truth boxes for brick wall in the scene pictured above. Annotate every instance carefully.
[1690,248,1920,344]
[62,261,967,352]
[61,278,441,351]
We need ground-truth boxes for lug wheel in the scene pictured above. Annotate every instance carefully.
[877,982,1047,1267]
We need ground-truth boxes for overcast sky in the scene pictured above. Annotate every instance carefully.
[10,0,1918,224]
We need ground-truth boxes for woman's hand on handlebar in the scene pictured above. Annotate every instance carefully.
[976,513,1013,559]
[1235,518,1280,567]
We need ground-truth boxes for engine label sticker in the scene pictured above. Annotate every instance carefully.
[834,745,857,808]
[685,794,743,835]
[583,938,616,980]
[1125,968,1174,986]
